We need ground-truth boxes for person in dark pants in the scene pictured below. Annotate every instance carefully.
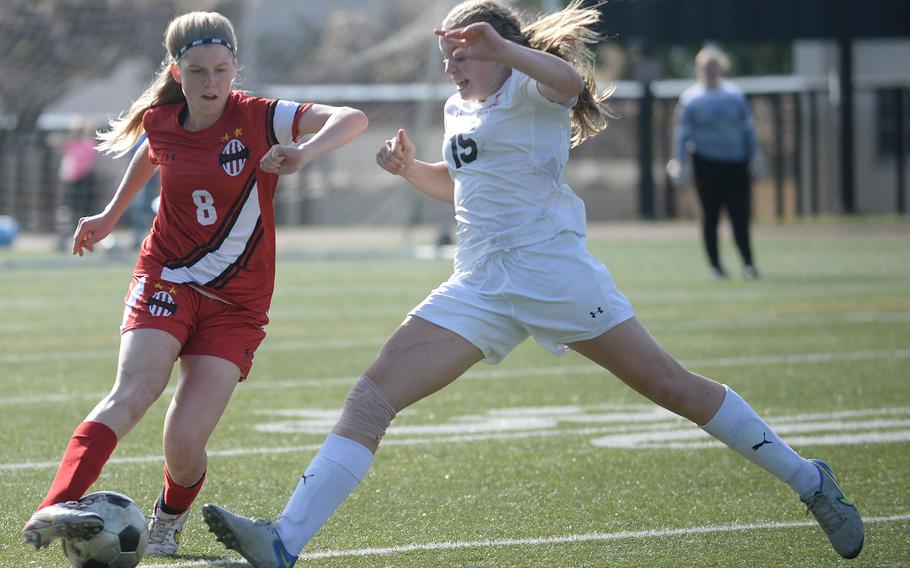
[669,46,762,279]
[692,154,754,278]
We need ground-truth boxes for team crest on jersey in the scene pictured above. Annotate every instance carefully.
[148,289,177,317]
[220,137,250,177]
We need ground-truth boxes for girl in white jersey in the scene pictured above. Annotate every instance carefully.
[202,2,863,564]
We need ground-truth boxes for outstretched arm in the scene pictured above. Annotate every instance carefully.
[260,104,369,175]
[376,129,454,203]
[435,23,584,104]
[73,139,156,256]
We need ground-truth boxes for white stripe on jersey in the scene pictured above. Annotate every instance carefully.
[125,275,146,308]
[161,184,262,285]
[273,100,299,144]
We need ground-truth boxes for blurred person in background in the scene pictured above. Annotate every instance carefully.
[668,46,763,280]
[201,2,862,566]
[22,10,367,559]
[54,118,99,251]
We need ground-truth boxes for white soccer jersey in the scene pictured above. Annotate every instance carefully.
[442,69,586,271]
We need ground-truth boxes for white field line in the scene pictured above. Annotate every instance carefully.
[5,407,910,471]
[2,348,910,408]
[0,423,684,471]
[137,513,910,567]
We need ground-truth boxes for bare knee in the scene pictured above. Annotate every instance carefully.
[94,368,166,426]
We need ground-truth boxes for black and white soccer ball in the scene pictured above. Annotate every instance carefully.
[61,491,149,568]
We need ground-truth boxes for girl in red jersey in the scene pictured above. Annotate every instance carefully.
[22,11,367,558]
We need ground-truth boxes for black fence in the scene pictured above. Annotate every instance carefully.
[0,81,907,234]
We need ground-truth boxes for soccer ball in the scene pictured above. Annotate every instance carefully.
[61,491,149,568]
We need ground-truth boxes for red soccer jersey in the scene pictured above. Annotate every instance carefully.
[135,92,310,313]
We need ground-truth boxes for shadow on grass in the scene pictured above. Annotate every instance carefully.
[160,554,249,566]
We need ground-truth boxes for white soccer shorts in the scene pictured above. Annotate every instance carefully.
[410,231,635,363]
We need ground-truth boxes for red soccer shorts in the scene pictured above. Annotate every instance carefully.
[120,274,268,380]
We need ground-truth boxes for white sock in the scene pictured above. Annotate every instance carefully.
[276,433,374,554]
[701,385,820,500]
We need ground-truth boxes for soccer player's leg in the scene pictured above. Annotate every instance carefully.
[148,349,243,556]
[203,268,523,562]
[277,317,484,554]
[24,328,180,549]
[570,317,863,559]
[149,300,265,555]
[204,316,488,564]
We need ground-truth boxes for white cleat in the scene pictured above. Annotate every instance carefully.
[146,498,189,556]
[202,503,298,568]
[22,502,104,549]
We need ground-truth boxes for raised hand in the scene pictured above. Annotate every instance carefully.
[376,129,416,176]
[434,22,508,62]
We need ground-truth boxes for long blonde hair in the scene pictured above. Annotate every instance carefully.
[442,0,611,147]
[97,11,238,156]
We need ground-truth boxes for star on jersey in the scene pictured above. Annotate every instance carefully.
[223,128,244,142]
[153,281,178,294]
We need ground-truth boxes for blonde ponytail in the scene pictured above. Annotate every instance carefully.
[523,1,612,147]
[96,62,183,156]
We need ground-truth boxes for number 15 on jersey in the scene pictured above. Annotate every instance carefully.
[449,134,478,169]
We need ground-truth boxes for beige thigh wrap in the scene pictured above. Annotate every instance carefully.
[333,376,397,443]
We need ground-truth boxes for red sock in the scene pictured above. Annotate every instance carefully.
[160,465,206,514]
[38,421,118,509]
